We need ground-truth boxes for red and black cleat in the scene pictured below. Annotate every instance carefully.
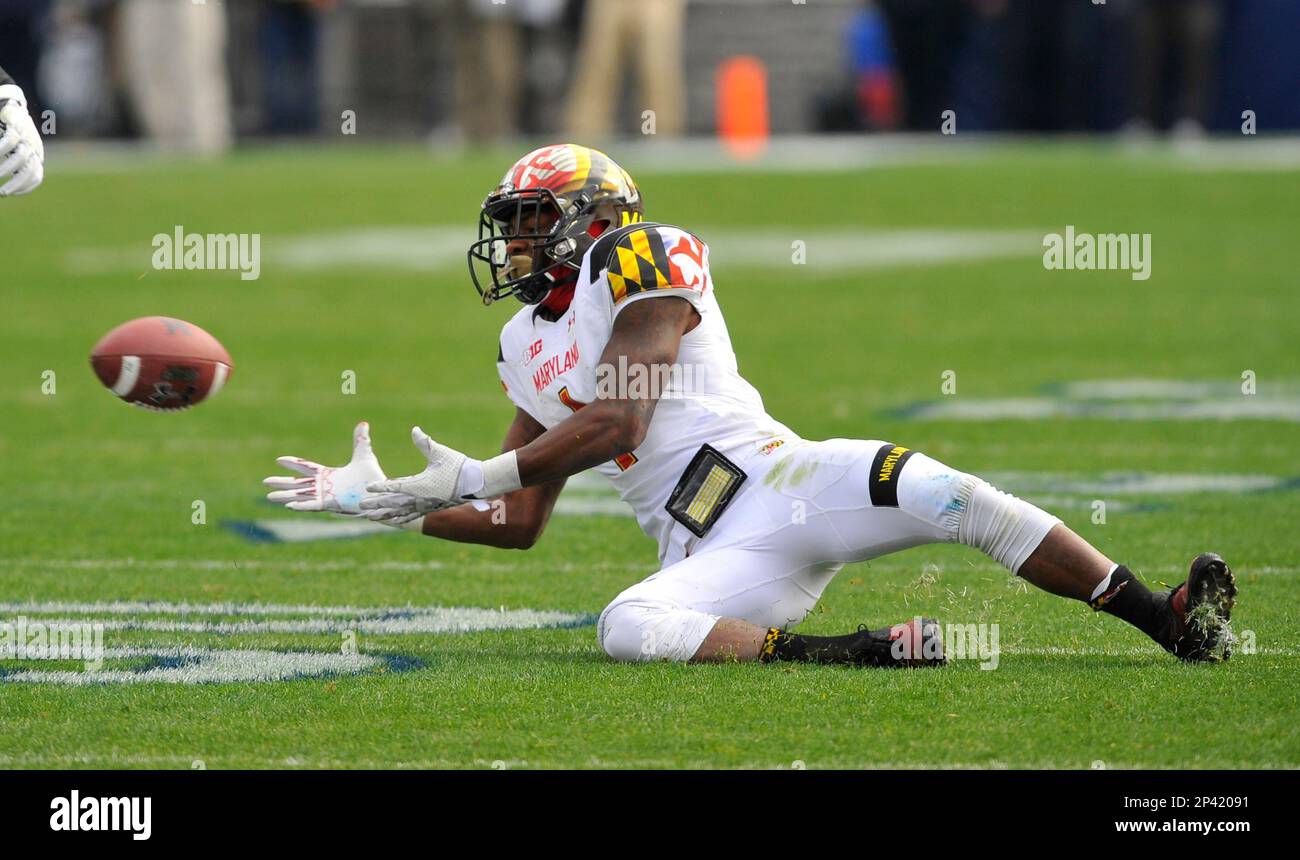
[851,617,946,668]
[1154,553,1238,662]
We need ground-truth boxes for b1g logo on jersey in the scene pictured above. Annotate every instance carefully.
[523,338,544,365]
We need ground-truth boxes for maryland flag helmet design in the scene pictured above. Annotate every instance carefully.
[468,144,645,305]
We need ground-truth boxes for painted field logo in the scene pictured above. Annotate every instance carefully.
[51,790,151,841]
[152,225,261,281]
[0,615,104,670]
[0,601,594,685]
[1043,226,1151,281]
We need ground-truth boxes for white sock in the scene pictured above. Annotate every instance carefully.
[1089,563,1121,602]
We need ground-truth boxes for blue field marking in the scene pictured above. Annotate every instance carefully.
[221,516,401,544]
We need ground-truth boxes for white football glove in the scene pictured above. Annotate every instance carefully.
[361,425,471,510]
[361,425,514,515]
[0,85,45,197]
[264,421,433,528]
[359,493,455,525]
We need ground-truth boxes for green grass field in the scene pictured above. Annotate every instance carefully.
[1,141,1297,768]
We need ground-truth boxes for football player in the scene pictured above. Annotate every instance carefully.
[266,144,1236,667]
[0,64,45,197]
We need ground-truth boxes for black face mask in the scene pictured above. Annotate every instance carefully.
[467,188,572,305]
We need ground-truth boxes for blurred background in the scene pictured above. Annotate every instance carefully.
[3,0,1299,156]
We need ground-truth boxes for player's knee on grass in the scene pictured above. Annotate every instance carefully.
[894,449,1060,574]
[597,597,718,662]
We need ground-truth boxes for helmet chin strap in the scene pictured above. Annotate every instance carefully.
[540,270,577,314]
[537,218,610,314]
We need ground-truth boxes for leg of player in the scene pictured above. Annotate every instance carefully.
[925,459,1238,662]
[1028,532,1239,663]
[1017,523,1237,660]
[598,546,944,668]
[691,616,941,668]
[692,618,764,662]
[879,449,1238,662]
[688,515,1236,667]
[1015,522,1113,600]
[696,444,1237,665]
[932,459,1238,662]
[603,441,1236,667]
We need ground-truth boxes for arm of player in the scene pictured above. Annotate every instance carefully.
[515,295,699,485]
[0,66,45,197]
[366,295,698,505]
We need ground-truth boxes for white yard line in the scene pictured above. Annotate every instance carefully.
[0,556,653,575]
[65,226,1046,276]
[0,557,451,572]
[0,601,594,634]
[1059,379,1300,399]
[980,471,1292,495]
[905,397,1300,422]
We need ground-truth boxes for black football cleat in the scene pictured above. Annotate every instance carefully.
[851,618,946,668]
[1153,553,1238,662]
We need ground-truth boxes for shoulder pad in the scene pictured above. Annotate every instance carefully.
[596,223,710,305]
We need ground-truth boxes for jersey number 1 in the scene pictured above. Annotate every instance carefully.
[558,386,638,471]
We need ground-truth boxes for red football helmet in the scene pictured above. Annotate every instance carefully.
[468,143,644,305]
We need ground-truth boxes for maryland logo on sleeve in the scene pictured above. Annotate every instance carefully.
[869,443,916,507]
[605,225,710,305]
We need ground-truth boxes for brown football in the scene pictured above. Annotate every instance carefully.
[90,316,233,411]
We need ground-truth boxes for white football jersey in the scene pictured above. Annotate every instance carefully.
[495,222,796,563]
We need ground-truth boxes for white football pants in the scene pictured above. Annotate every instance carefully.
[596,438,1060,662]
